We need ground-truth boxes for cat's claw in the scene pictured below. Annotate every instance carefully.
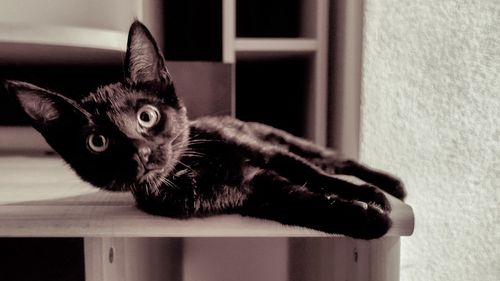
[362,184,392,212]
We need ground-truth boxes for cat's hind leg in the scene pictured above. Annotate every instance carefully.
[333,160,406,200]
[248,122,406,200]
[265,152,392,212]
[241,170,391,239]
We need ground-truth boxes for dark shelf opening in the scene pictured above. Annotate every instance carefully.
[162,0,222,61]
[236,57,310,137]
[236,0,303,38]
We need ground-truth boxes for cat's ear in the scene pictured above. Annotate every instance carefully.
[5,80,90,129]
[125,20,171,85]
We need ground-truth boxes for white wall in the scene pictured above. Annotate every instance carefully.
[361,1,499,281]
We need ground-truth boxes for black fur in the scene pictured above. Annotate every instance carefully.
[6,21,406,239]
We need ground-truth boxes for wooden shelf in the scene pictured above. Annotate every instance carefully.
[223,0,330,144]
[235,38,317,59]
[0,23,127,64]
[0,155,414,237]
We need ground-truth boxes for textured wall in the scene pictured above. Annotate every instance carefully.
[361,1,499,281]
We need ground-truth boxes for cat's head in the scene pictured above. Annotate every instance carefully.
[5,21,189,192]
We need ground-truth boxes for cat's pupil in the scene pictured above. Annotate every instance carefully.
[93,135,105,147]
[140,112,151,122]
[137,105,160,128]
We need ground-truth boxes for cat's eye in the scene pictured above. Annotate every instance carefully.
[87,133,109,153]
[137,105,160,128]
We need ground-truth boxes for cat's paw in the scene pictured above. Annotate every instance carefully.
[385,177,406,200]
[369,173,406,201]
[359,206,392,239]
[322,196,392,239]
[335,159,407,201]
[347,203,392,240]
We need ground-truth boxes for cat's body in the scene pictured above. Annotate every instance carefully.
[6,21,405,239]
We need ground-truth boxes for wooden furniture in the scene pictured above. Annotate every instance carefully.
[223,0,330,145]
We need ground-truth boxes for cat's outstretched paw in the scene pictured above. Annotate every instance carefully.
[359,206,392,239]
[385,177,406,200]
[346,203,392,240]
[367,173,406,201]
[323,196,392,239]
[333,160,407,201]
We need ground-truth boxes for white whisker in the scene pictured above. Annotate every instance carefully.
[178,160,198,176]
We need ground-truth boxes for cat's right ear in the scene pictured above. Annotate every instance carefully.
[125,20,171,85]
[5,80,91,129]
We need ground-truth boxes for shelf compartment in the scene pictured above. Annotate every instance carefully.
[163,0,222,61]
[236,0,316,38]
[0,238,85,281]
[235,57,312,138]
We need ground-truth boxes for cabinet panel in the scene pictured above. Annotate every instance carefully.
[0,238,85,281]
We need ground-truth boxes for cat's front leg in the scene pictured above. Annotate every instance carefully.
[241,170,391,239]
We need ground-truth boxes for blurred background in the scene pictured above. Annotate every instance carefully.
[0,0,498,281]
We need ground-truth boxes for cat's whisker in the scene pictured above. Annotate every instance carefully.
[148,177,161,195]
[172,138,214,150]
[183,147,205,153]
[178,160,198,176]
[129,183,139,195]
[187,139,213,144]
[144,179,156,196]
[177,147,207,159]
[159,177,172,189]
[182,152,206,158]
[159,177,180,191]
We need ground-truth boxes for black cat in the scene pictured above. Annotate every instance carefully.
[5,21,405,239]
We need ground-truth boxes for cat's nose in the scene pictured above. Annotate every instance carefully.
[138,146,152,163]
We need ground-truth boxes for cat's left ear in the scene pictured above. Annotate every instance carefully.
[5,80,91,129]
[125,21,171,85]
